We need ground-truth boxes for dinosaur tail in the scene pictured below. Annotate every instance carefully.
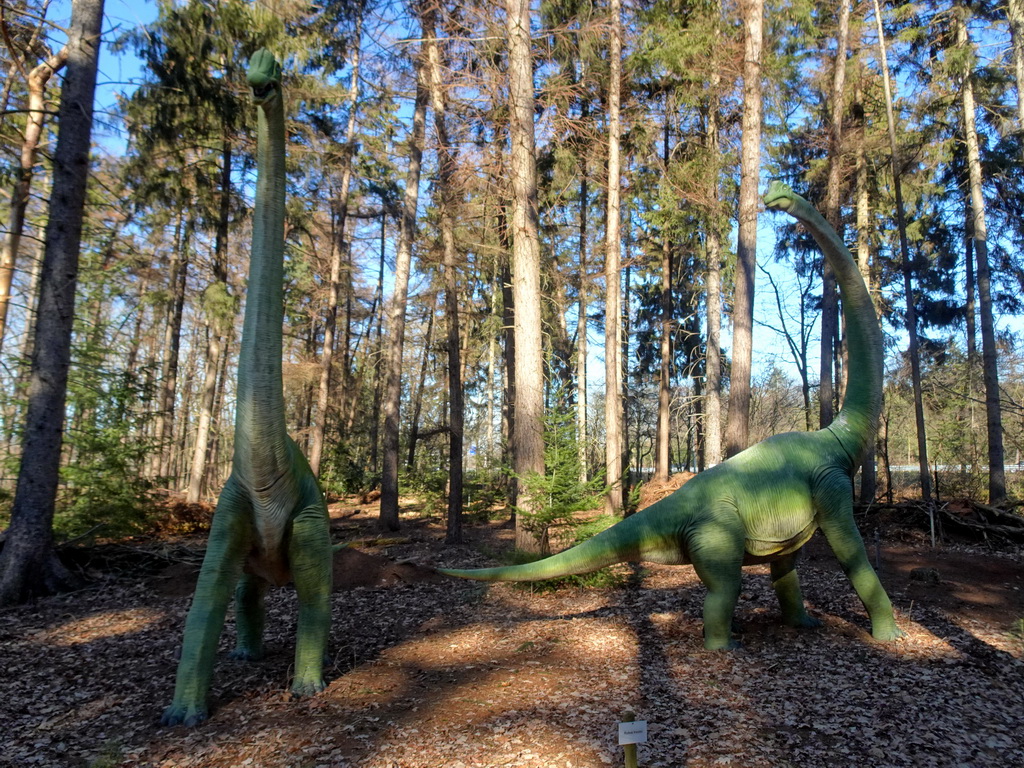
[763,182,882,463]
[439,511,662,582]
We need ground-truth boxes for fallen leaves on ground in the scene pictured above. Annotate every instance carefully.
[1,504,1023,768]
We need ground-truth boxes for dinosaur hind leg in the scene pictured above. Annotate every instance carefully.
[813,472,904,642]
[288,500,332,696]
[688,507,746,650]
[770,552,822,629]
[231,573,269,660]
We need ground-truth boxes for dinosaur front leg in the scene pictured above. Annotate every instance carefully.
[770,552,822,629]
[162,480,252,726]
[231,573,269,661]
[688,508,746,650]
[813,475,904,642]
[288,500,332,696]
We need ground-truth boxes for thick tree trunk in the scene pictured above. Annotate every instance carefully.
[957,9,1005,504]
[725,0,763,457]
[0,46,68,355]
[506,0,547,552]
[0,0,104,606]
[379,55,428,530]
[820,0,851,429]
[604,0,625,515]
[873,0,931,502]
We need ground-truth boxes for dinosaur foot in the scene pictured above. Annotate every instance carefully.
[871,624,907,644]
[290,676,327,697]
[784,613,823,630]
[160,702,208,727]
[229,646,264,662]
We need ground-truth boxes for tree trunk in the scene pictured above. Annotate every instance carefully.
[820,0,851,429]
[406,305,434,471]
[576,166,589,483]
[604,0,625,515]
[186,134,234,504]
[506,0,547,552]
[0,46,68,356]
[724,0,763,457]
[871,0,931,502]
[1008,0,1024,137]
[309,14,362,476]
[854,72,877,503]
[423,0,464,544]
[0,0,104,606]
[704,59,724,468]
[956,7,1005,504]
[154,216,191,480]
[655,118,673,484]
[379,54,428,530]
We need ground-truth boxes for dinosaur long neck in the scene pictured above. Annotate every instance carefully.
[796,199,882,464]
[234,95,290,479]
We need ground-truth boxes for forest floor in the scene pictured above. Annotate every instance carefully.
[3,478,1024,768]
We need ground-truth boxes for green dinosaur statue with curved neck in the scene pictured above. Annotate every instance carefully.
[442,183,904,650]
[162,49,333,726]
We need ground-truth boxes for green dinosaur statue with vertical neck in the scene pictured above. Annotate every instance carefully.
[162,49,332,726]
[441,182,905,650]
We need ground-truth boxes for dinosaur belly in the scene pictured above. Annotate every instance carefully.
[743,519,818,562]
[245,548,292,586]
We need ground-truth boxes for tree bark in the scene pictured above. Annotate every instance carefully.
[854,72,877,503]
[506,0,547,552]
[0,0,104,606]
[872,0,931,502]
[956,7,1005,504]
[577,165,589,483]
[820,0,851,429]
[724,0,763,457]
[655,115,673,483]
[309,13,362,477]
[704,50,724,468]
[604,0,625,514]
[379,54,428,530]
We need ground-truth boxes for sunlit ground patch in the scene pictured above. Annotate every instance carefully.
[32,607,164,647]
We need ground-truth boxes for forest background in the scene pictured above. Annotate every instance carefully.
[1,0,1023,581]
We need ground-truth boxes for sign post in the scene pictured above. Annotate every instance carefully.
[618,711,647,768]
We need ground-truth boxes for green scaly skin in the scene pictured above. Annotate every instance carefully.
[442,182,905,651]
[161,50,332,726]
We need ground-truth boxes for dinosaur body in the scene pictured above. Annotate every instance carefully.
[442,183,904,650]
[162,50,332,726]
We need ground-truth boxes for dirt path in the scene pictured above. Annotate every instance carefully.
[2,500,1023,767]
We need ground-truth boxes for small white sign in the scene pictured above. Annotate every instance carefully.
[618,720,648,745]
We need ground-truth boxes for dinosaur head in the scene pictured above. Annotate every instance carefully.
[762,180,797,213]
[247,48,282,105]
